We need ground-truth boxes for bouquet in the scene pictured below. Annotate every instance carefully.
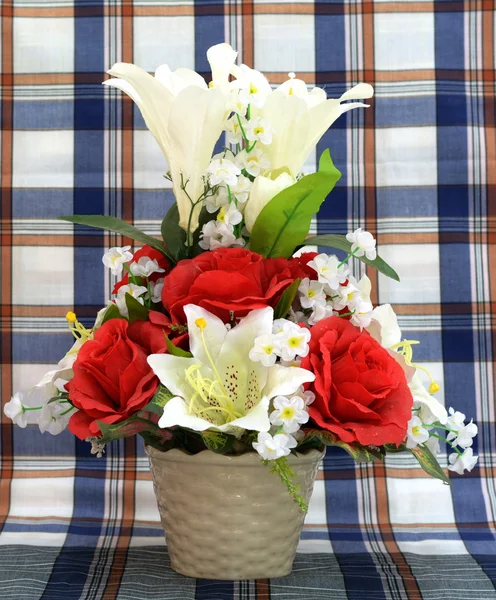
[6,44,478,513]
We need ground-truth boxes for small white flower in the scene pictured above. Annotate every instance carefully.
[307,302,334,326]
[446,407,466,432]
[245,117,273,145]
[302,389,315,406]
[149,279,164,304]
[406,415,430,449]
[198,220,245,251]
[115,284,148,317]
[447,419,478,449]
[331,281,360,311]
[298,278,326,309]
[448,448,478,475]
[307,253,349,292]
[252,431,297,460]
[217,203,243,226]
[423,435,440,455]
[230,174,252,204]
[205,186,230,214]
[226,88,249,116]
[226,115,244,145]
[269,395,309,434]
[345,228,377,260]
[249,334,281,367]
[236,148,270,178]
[130,256,165,278]
[39,401,75,435]
[206,158,241,187]
[4,392,27,428]
[235,65,272,109]
[288,308,308,326]
[350,300,374,329]
[102,246,133,276]
[280,358,302,368]
[275,321,311,362]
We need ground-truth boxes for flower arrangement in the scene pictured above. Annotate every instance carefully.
[6,44,478,514]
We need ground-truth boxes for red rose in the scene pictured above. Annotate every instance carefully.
[162,247,305,323]
[67,319,159,440]
[113,245,171,295]
[128,311,189,354]
[302,316,413,446]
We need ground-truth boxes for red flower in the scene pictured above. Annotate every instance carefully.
[67,319,159,440]
[128,311,189,355]
[301,316,413,446]
[162,247,306,323]
[113,245,171,295]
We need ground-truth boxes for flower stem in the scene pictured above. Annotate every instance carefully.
[122,263,139,286]
[429,432,462,455]
[338,247,359,268]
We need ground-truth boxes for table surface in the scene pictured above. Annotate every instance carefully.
[1,546,495,600]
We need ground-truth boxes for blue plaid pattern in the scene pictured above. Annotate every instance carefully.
[1,0,495,598]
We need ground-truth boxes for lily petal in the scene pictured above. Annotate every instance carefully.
[184,304,228,364]
[217,396,271,433]
[264,364,315,399]
[158,396,213,430]
[147,354,198,398]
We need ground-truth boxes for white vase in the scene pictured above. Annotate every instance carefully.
[146,446,325,580]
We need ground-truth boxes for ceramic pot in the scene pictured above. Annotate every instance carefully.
[146,446,325,580]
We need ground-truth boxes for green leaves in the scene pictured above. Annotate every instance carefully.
[303,234,400,282]
[99,303,125,325]
[58,215,172,261]
[144,385,174,417]
[164,333,192,358]
[161,203,187,262]
[274,278,301,319]
[125,293,148,323]
[250,149,341,258]
[201,431,236,454]
[410,445,451,485]
[302,429,385,463]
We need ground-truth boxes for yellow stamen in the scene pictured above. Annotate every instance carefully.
[429,382,441,394]
[66,311,77,323]
[288,336,303,348]
[195,317,207,330]
[412,425,421,436]
[288,87,294,96]
[217,207,227,223]
[254,127,264,136]
[390,339,440,393]
[249,82,258,94]
[307,289,315,298]
[282,407,295,419]
[263,345,274,355]
[208,81,215,88]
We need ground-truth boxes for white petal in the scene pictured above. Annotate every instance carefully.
[217,397,271,433]
[158,396,213,431]
[184,304,228,364]
[147,354,197,398]
[366,304,402,348]
[339,83,374,101]
[409,372,448,425]
[339,102,370,116]
[207,43,238,88]
[264,364,315,400]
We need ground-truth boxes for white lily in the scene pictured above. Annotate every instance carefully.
[206,43,238,90]
[148,305,315,437]
[258,83,373,177]
[104,63,227,235]
[244,171,295,232]
[366,304,447,422]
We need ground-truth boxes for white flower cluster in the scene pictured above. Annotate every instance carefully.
[102,246,165,317]
[406,405,478,475]
[249,318,311,367]
[292,243,375,330]
[4,346,79,435]
[253,390,314,461]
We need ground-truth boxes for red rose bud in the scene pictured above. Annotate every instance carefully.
[301,316,413,446]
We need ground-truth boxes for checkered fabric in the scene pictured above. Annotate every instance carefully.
[1,0,495,598]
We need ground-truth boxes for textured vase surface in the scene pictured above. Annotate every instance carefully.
[146,446,325,580]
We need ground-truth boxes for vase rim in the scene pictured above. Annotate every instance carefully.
[145,445,325,465]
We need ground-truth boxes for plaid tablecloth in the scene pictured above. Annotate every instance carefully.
[1,0,496,598]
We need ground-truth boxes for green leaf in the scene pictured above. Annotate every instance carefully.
[410,445,451,485]
[140,429,176,453]
[144,385,174,417]
[58,215,173,261]
[250,149,341,258]
[160,203,187,262]
[100,303,126,325]
[302,429,384,463]
[164,333,193,358]
[274,278,301,319]
[303,233,400,282]
[97,411,174,446]
[125,293,149,323]
[200,430,236,454]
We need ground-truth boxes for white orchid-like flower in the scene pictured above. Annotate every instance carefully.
[269,395,309,434]
[115,284,148,317]
[406,415,430,449]
[448,448,478,474]
[253,431,297,460]
[235,148,271,178]
[104,53,231,235]
[346,227,377,260]
[198,221,244,251]
[256,82,374,177]
[307,253,349,292]
[148,305,315,437]
[130,256,165,278]
[4,393,28,428]
[206,158,241,187]
[244,171,295,232]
